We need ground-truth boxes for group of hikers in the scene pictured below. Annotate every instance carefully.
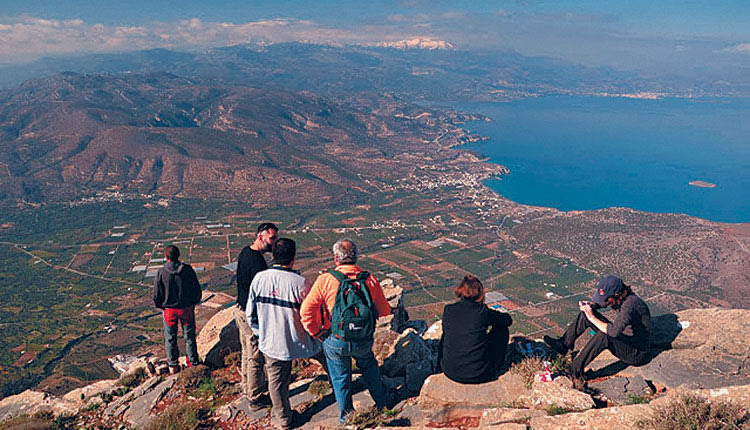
[152,222,652,429]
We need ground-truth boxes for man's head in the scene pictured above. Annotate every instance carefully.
[591,275,627,307]
[272,238,296,267]
[455,274,485,303]
[253,222,279,252]
[332,238,357,266]
[164,245,180,262]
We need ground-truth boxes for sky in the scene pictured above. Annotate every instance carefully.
[0,0,748,75]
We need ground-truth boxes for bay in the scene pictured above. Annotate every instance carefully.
[460,96,750,223]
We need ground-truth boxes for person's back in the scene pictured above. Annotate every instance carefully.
[249,266,321,361]
[439,275,512,384]
[609,292,651,350]
[153,245,202,373]
[300,238,391,423]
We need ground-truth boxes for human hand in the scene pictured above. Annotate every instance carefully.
[579,301,593,315]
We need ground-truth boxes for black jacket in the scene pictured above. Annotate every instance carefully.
[236,246,267,310]
[439,298,513,384]
[153,261,202,309]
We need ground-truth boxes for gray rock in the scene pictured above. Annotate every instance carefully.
[0,390,76,422]
[196,306,240,368]
[103,376,160,417]
[381,329,435,377]
[479,407,546,427]
[589,376,653,404]
[215,395,270,422]
[517,376,595,412]
[123,375,177,428]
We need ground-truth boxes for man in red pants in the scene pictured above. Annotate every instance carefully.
[153,245,203,373]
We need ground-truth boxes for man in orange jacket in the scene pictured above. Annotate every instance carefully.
[300,238,391,423]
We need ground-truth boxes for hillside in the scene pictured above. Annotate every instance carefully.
[0,72,489,206]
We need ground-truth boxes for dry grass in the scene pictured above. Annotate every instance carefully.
[175,365,210,390]
[307,380,331,397]
[509,356,544,389]
[119,367,147,388]
[636,393,747,430]
[344,407,398,429]
[223,351,241,369]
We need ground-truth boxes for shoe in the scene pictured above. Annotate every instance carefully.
[168,365,181,375]
[543,335,568,355]
[248,394,271,411]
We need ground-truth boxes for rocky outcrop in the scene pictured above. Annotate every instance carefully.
[0,390,78,422]
[196,306,240,368]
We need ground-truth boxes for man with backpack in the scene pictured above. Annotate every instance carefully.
[153,245,203,374]
[300,238,392,423]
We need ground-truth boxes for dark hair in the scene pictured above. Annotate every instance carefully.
[272,238,296,266]
[608,284,632,309]
[165,245,180,262]
[257,222,278,234]
[454,274,485,302]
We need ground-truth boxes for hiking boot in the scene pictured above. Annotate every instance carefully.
[248,394,271,411]
[543,335,569,355]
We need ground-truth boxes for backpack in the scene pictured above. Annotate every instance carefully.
[329,270,377,341]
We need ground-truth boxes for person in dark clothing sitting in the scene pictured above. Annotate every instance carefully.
[439,275,513,384]
[544,275,651,379]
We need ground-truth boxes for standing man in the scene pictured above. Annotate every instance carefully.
[153,245,202,374]
[234,222,279,406]
[544,275,651,379]
[248,238,327,430]
[301,238,391,424]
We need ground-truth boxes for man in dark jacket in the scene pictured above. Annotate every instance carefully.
[544,275,651,379]
[153,245,202,373]
[234,222,279,406]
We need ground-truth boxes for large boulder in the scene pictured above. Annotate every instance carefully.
[62,379,119,409]
[529,383,750,430]
[196,306,240,368]
[0,390,77,422]
[517,376,596,412]
[381,329,436,378]
[590,308,750,389]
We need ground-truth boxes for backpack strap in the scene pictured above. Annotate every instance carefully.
[328,269,347,282]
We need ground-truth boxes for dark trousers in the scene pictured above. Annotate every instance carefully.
[562,311,648,376]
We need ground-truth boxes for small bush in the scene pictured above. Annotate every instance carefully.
[119,367,147,388]
[344,407,397,430]
[176,365,210,390]
[196,378,216,398]
[549,353,570,373]
[307,380,330,397]
[510,356,544,389]
[636,393,747,430]
[224,351,241,368]
[143,403,209,430]
[545,404,571,416]
[626,394,651,405]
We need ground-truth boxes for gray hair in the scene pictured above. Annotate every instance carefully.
[333,238,358,264]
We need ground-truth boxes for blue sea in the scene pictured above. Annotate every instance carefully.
[460,96,750,223]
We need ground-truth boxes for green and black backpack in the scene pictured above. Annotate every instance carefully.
[329,270,377,341]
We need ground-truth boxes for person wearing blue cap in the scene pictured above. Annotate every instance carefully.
[544,275,651,379]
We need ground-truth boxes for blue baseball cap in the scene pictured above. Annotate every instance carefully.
[591,275,625,306]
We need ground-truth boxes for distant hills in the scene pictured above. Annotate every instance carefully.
[1,42,747,100]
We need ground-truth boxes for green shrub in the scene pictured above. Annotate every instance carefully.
[143,403,209,430]
[344,407,398,429]
[176,365,210,390]
[545,404,571,416]
[626,394,651,405]
[307,380,330,397]
[223,351,241,368]
[636,393,747,430]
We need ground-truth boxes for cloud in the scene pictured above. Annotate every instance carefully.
[0,15,454,64]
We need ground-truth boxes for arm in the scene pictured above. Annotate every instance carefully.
[152,272,164,309]
[488,307,512,329]
[367,275,392,318]
[581,302,611,335]
[188,266,202,306]
[236,249,250,309]
[246,275,260,327]
[300,275,326,338]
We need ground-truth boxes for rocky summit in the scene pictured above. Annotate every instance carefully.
[1,286,748,429]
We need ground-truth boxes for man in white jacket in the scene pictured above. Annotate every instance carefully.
[247,238,327,430]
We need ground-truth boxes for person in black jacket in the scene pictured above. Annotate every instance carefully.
[439,275,513,384]
[233,222,279,406]
[153,245,203,373]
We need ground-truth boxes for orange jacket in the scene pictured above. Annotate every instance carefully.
[300,264,391,337]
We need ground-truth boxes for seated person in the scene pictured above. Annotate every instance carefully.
[438,275,513,384]
[544,275,651,379]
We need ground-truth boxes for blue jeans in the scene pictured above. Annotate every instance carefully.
[322,336,389,422]
[163,307,199,367]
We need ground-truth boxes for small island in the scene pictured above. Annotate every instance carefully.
[689,180,716,188]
